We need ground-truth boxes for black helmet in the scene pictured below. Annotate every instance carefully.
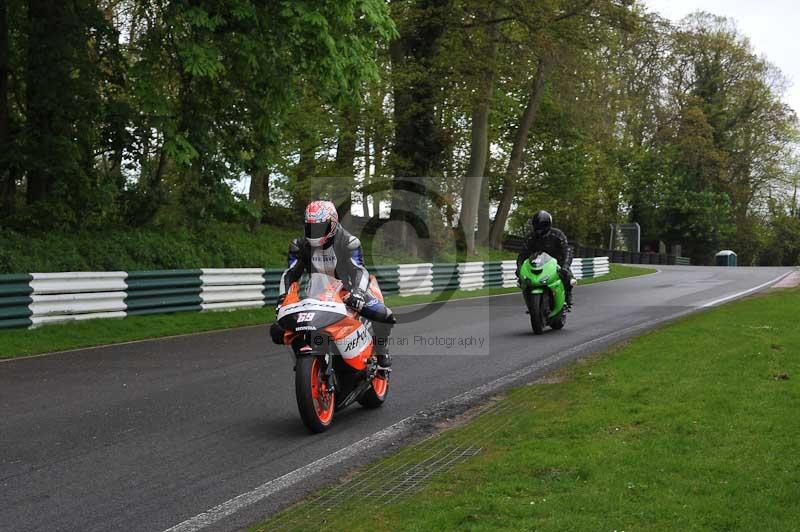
[532,210,553,237]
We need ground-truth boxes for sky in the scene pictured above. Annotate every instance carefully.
[644,0,800,115]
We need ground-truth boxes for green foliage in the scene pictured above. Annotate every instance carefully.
[0,224,298,273]
[0,0,796,267]
[0,0,395,229]
[759,206,800,266]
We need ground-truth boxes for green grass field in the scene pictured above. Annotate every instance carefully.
[0,264,655,359]
[253,286,800,531]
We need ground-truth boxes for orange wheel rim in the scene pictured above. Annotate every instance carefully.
[372,374,388,398]
[310,357,334,424]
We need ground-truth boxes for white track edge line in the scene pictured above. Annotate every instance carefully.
[699,271,791,308]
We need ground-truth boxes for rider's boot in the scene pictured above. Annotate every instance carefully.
[375,342,392,369]
[363,304,395,372]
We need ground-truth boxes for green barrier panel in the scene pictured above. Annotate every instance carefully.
[371,265,400,295]
[431,263,459,292]
[263,268,284,305]
[0,318,35,329]
[0,274,33,329]
[483,261,504,288]
[125,270,202,315]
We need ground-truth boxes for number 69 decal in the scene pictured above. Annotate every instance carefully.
[297,312,316,322]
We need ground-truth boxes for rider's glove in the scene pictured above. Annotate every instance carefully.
[345,289,367,312]
[275,293,286,313]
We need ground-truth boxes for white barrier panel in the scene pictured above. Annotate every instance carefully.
[29,292,128,316]
[199,268,267,311]
[458,262,484,291]
[501,257,610,283]
[397,263,434,296]
[200,268,266,286]
[30,271,127,295]
[28,272,128,327]
[501,260,517,287]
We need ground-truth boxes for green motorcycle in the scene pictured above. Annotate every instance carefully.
[518,252,569,334]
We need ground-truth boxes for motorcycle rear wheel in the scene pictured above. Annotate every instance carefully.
[295,356,335,433]
[549,310,567,330]
[358,370,389,409]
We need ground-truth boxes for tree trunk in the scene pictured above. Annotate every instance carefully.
[489,56,551,248]
[0,0,13,214]
[248,167,269,225]
[363,132,371,218]
[460,13,497,254]
[372,130,383,218]
[294,132,317,217]
[476,143,492,244]
[25,0,83,208]
[389,0,450,257]
[333,104,358,211]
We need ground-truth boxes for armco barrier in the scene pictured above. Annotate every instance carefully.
[29,272,127,326]
[431,263,460,292]
[125,270,203,316]
[263,268,284,305]
[0,274,34,329]
[201,269,267,311]
[0,257,612,329]
[397,263,434,295]
[371,265,400,296]
[483,262,504,288]
[501,261,517,287]
[458,262,484,291]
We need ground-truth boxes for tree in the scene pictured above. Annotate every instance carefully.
[389,0,451,256]
[0,0,13,214]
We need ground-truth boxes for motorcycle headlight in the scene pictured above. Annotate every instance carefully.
[539,275,551,284]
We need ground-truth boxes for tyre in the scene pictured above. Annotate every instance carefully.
[530,293,547,335]
[550,310,567,330]
[358,371,389,409]
[295,356,335,433]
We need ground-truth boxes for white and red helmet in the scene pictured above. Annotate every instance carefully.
[304,200,339,247]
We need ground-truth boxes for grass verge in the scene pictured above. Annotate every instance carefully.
[0,264,655,360]
[252,287,800,531]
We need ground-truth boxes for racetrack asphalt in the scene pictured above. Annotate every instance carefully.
[0,265,792,532]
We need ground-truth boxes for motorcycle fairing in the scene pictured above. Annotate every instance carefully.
[277,298,347,330]
[520,253,566,319]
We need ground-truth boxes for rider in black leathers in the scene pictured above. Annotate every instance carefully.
[516,210,574,306]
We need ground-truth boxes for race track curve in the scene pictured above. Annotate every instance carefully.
[0,265,792,532]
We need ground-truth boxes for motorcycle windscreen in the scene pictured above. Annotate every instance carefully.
[278,274,348,329]
[529,252,555,269]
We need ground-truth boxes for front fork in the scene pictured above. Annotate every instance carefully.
[323,353,336,393]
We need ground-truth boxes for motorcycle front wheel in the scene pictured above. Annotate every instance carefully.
[529,292,548,335]
[295,355,335,433]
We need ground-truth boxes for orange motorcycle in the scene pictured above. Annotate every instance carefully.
[276,273,390,433]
